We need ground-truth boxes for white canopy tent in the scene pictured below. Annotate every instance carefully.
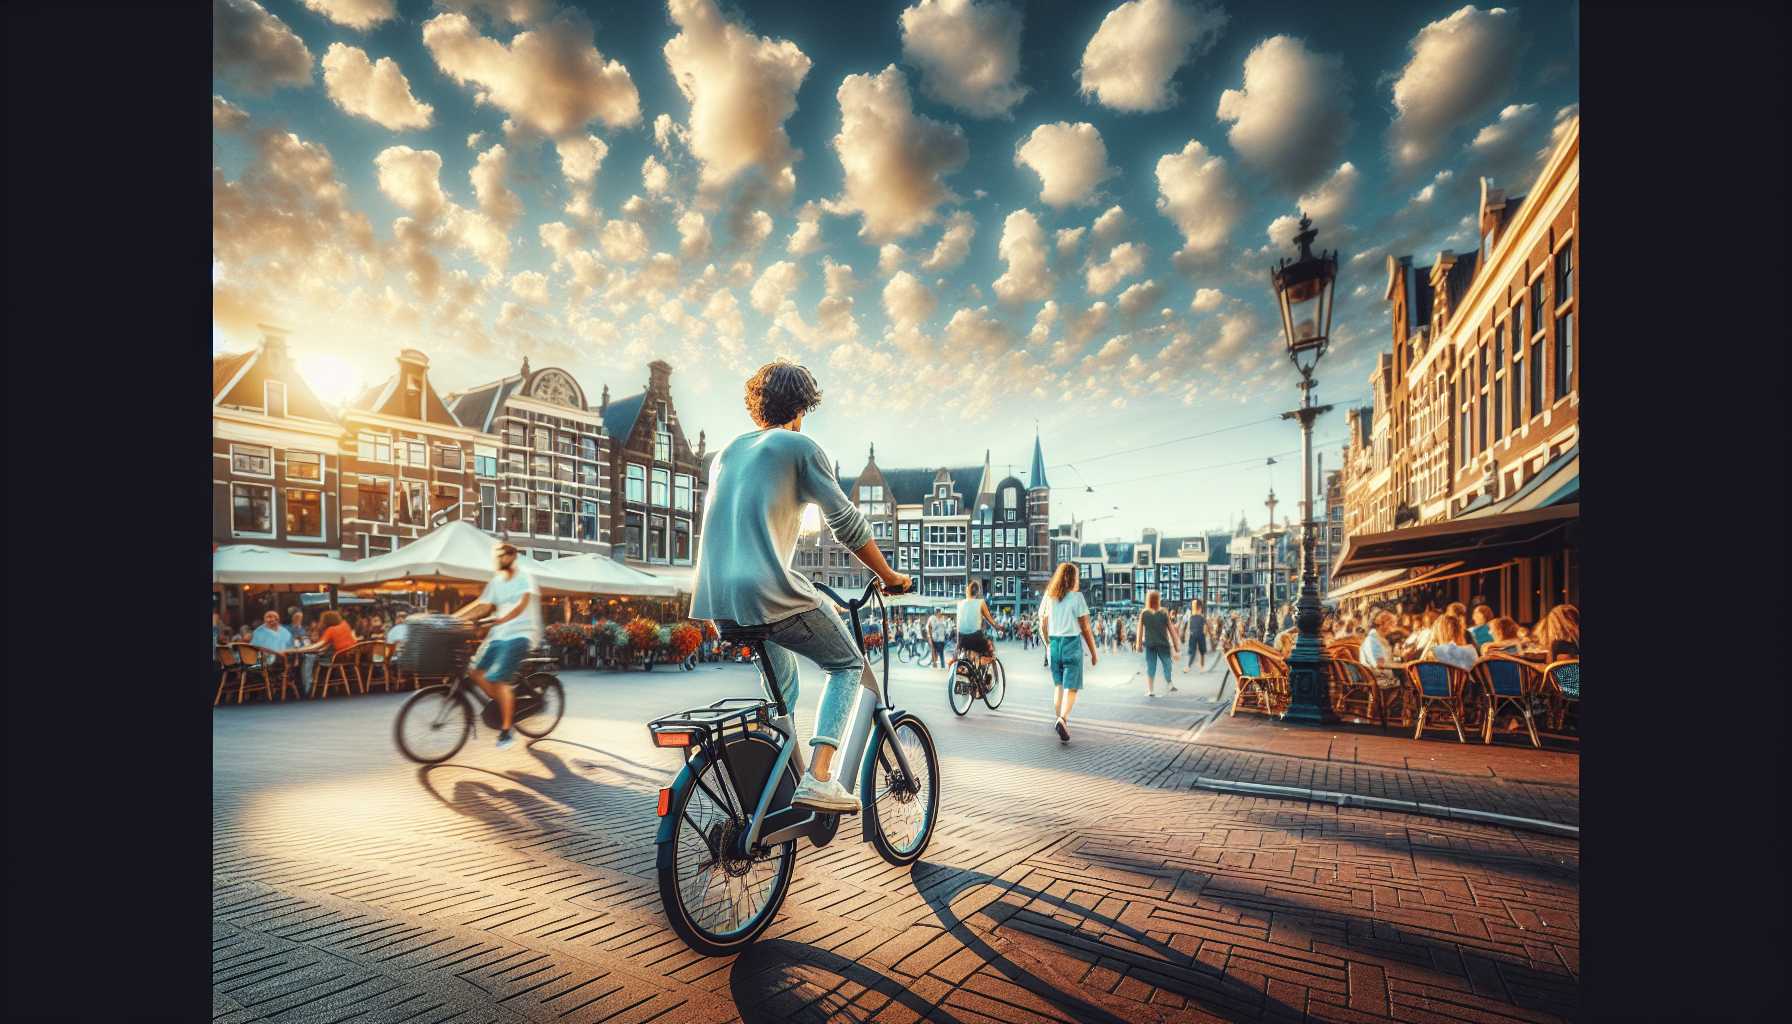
[638,566,696,595]
[533,553,679,598]
[214,545,349,586]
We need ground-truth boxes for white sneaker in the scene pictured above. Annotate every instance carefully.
[791,773,860,815]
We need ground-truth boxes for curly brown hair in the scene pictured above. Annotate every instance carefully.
[744,361,822,428]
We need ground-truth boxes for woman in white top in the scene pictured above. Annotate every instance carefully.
[1422,613,1479,671]
[1360,611,1398,669]
[1039,562,1100,742]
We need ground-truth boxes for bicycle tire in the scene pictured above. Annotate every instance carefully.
[862,713,939,866]
[513,674,563,738]
[394,685,472,764]
[983,659,1006,710]
[656,740,796,956]
[947,661,973,716]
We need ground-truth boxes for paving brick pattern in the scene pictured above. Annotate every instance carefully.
[214,664,1578,1023]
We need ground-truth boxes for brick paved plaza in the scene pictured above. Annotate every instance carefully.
[213,649,1579,1023]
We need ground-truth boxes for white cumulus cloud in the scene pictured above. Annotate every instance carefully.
[1191,287,1224,312]
[920,210,977,271]
[1014,122,1115,208]
[828,65,969,240]
[1388,5,1522,171]
[1077,0,1226,112]
[1215,35,1351,192]
[1154,139,1243,265]
[301,0,394,31]
[749,259,802,315]
[1084,240,1146,295]
[883,270,937,329]
[677,210,712,260]
[1116,278,1164,316]
[214,0,313,94]
[322,44,434,130]
[423,8,640,137]
[470,144,523,228]
[991,209,1054,304]
[899,0,1029,117]
[1297,161,1360,225]
[663,0,812,198]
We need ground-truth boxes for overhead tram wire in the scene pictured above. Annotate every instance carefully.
[1045,397,1368,470]
[1084,437,1349,488]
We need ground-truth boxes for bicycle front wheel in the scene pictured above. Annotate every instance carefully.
[513,674,563,738]
[657,750,795,956]
[863,713,939,866]
[394,685,472,764]
[983,659,1006,709]
[947,662,974,716]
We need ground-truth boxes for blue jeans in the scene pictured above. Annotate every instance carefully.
[756,605,869,753]
[1145,645,1173,683]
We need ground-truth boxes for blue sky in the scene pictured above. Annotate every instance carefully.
[213,0,1578,539]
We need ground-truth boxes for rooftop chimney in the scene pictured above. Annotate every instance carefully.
[600,384,610,413]
[258,323,291,368]
[648,360,672,391]
[397,350,428,420]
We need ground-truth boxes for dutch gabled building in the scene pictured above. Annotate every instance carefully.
[601,360,706,581]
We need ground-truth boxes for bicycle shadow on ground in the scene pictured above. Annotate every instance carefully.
[728,939,969,1024]
[908,860,1290,1023]
[412,739,650,833]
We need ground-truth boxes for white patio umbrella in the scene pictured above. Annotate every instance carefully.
[341,520,515,588]
[534,553,679,598]
[214,545,349,585]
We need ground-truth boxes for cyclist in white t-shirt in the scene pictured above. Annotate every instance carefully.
[453,542,544,749]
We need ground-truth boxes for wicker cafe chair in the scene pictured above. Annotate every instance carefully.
[1538,659,1580,732]
[229,644,276,704]
[1327,637,1364,662]
[1403,661,1471,743]
[362,641,395,693]
[1326,657,1390,728]
[314,645,358,699]
[1224,643,1288,717]
[214,644,244,705]
[1470,654,1542,747]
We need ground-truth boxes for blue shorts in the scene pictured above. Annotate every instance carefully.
[1048,636,1084,691]
[475,636,532,684]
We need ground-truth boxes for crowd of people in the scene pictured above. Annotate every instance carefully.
[1350,599,1580,670]
[213,603,422,698]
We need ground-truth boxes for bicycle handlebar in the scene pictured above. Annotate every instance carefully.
[813,576,912,611]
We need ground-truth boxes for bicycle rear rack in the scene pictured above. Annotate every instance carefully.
[648,698,780,766]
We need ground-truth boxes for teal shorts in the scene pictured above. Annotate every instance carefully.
[1048,635,1084,690]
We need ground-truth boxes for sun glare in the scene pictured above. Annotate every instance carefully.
[296,354,361,409]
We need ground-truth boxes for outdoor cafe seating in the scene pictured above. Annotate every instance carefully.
[1223,641,1289,717]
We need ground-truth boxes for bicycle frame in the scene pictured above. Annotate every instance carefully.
[653,580,920,857]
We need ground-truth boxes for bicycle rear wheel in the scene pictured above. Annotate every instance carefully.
[947,661,974,716]
[863,713,939,865]
[657,745,795,956]
[513,674,563,738]
[394,685,472,764]
[983,659,1006,709]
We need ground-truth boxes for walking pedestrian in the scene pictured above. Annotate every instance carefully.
[1041,562,1098,742]
[1184,598,1209,672]
[1136,591,1179,697]
[927,607,949,669]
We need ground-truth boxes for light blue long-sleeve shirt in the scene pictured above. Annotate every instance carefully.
[690,428,873,626]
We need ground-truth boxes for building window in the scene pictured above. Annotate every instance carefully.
[1555,311,1574,399]
[479,484,498,531]
[284,489,323,539]
[674,518,692,563]
[533,428,551,452]
[229,444,273,477]
[1530,275,1547,341]
[398,480,427,526]
[1530,333,1545,413]
[264,380,286,418]
[651,467,670,506]
[556,496,575,538]
[674,473,692,511]
[649,514,669,562]
[400,440,425,468]
[580,436,599,461]
[286,450,322,482]
[356,432,391,463]
[357,476,391,522]
[361,535,395,559]
[436,444,463,470]
[1478,345,1488,452]
[626,463,646,503]
[474,444,498,477]
[556,460,574,483]
[506,425,526,447]
[1510,310,1524,424]
[430,483,461,526]
[533,493,553,536]
[1555,242,1574,306]
[654,401,672,462]
[231,483,274,536]
[579,464,599,486]
[578,500,599,541]
[625,510,644,559]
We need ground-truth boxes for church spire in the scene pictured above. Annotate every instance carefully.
[1028,430,1050,490]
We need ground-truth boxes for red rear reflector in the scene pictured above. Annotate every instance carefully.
[656,788,671,816]
[654,730,694,748]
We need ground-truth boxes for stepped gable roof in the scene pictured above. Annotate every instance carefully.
[601,391,646,442]
[213,350,254,399]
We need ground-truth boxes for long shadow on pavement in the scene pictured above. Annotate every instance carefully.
[730,940,970,1024]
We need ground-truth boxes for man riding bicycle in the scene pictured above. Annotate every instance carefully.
[954,581,998,671]
[690,361,911,817]
[452,541,542,750]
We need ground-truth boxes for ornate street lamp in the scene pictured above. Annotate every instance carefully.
[1270,213,1338,724]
